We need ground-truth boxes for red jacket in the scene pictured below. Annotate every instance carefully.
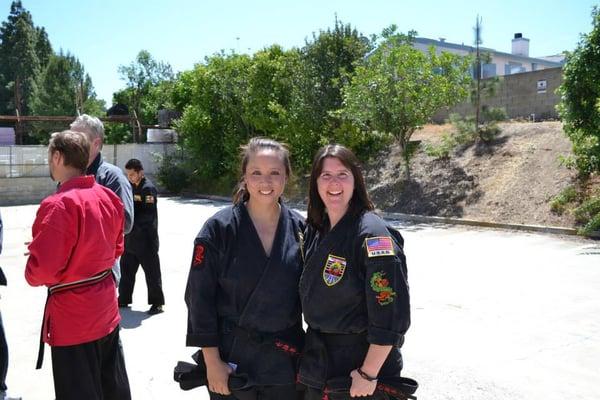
[26,175,124,346]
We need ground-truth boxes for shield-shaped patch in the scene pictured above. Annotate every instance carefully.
[322,254,347,286]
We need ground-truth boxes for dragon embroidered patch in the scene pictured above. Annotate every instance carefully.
[370,271,396,305]
[322,254,347,286]
[193,244,205,267]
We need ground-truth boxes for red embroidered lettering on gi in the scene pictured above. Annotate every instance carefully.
[193,244,205,267]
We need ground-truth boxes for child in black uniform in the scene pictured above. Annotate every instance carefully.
[185,138,304,399]
[298,144,411,399]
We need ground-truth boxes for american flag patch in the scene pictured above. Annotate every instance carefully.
[365,236,395,258]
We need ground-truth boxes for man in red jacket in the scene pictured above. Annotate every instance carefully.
[25,130,131,400]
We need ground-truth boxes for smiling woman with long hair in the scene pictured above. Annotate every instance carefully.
[185,138,304,400]
[298,144,411,399]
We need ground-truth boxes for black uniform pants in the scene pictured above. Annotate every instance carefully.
[303,387,388,400]
[208,384,301,400]
[119,250,165,306]
[0,311,8,392]
[51,326,131,400]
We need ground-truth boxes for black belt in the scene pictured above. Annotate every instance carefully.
[221,320,302,356]
[323,376,418,400]
[310,328,367,346]
[174,350,259,400]
[36,269,113,369]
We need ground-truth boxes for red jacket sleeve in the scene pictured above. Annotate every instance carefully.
[25,200,77,287]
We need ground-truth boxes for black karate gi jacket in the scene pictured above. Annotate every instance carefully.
[298,211,410,389]
[185,203,305,387]
[125,177,159,254]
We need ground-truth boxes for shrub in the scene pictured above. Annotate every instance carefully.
[155,149,192,194]
[550,186,579,214]
[424,133,456,159]
[481,106,507,123]
[557,7,600,176]
[574,195,600,235]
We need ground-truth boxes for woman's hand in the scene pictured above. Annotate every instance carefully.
[349,369,377,397]
[203,348,233,395]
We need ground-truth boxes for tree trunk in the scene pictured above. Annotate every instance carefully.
[400,137,411,182]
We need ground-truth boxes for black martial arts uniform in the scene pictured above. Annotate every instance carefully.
[298,211,410,400]
[185,203,305,400]
[119,177,165,307]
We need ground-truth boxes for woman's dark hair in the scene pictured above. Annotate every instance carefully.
[232,137,292,205]
[307,144,374,231]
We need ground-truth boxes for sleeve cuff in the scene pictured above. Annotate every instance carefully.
[186,333,220,347]
[367,326,404,346]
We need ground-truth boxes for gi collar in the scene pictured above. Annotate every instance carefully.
[57,175,95,193]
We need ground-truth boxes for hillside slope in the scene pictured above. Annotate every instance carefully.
[365,121,578,228]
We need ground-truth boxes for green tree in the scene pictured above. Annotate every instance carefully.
[167,21,387,193]
[0,2,40,113]
[557,6,600,175]
[35,26,52,68]
[302,17,374,132]
[0,1,54,142]
[172,52,253,183]
[32,51,104,115]
[117,50,174,124]
[342,28,471,180]
[29,51,105,143]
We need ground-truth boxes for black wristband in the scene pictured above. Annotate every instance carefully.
[357,367,378,382]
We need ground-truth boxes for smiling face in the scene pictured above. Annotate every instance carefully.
[317,156,355,221]
[243,149,287,206]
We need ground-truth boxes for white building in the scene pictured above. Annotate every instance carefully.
[413,33,563,78]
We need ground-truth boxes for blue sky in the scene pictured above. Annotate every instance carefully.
[1,0,597,104]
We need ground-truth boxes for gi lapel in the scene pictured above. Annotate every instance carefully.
[237,203,287,328]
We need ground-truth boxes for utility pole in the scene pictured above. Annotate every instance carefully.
[474,15,483,137]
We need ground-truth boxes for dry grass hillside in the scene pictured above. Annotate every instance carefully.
[365,121,579,228]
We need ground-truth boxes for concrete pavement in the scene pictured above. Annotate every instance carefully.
[0,197,599,399]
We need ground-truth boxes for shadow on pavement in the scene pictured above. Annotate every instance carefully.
[119,308,152,329]
[167,196,228,206]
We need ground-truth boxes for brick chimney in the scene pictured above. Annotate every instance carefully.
[512,33,529,57]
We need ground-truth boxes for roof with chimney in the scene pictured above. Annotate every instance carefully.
[414,36,564,66]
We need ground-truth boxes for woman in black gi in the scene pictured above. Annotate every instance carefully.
[298,144,411,399]
[185,138,304,399]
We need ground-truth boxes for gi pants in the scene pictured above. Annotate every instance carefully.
[51,326,131,400]
[303,387,389,400]
[0,311,8,392]
[119,250,165,306]
[299,329,401,400]
[208,384,301,400]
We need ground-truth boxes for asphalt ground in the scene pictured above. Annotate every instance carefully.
[0,197,598,399]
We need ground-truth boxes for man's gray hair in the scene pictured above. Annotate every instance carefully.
[70,114,105,143]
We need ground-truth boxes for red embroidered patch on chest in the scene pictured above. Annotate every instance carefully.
[193,244,205,267]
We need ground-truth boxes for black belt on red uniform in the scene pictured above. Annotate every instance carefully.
[35,269,113,369]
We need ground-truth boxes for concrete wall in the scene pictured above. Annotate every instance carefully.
[0,143,175,206]
[0,176,57,206]
[433,67,562,122]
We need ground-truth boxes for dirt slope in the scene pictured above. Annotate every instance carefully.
[365,121,578,227]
